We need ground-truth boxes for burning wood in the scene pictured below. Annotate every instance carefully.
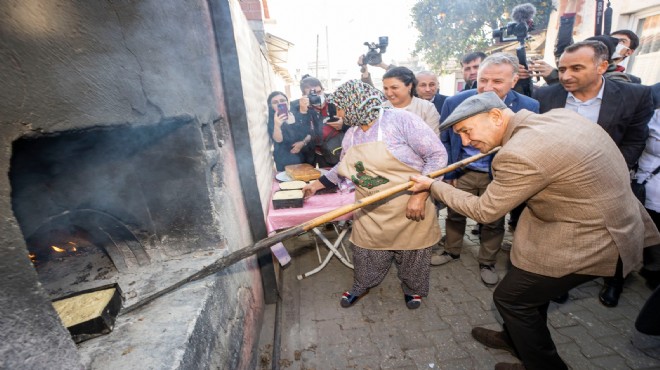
[51,245,65,253]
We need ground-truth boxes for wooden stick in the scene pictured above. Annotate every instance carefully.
[122,147,500,314]
[296,146,501,231]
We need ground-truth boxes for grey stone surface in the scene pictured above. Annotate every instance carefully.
[258,212,660,369]
[0,0,271,368]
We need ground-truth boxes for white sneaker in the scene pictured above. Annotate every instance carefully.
[431,251,460,266]
[480,264,499,285]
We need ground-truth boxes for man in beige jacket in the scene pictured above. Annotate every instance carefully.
[410,92,660,370]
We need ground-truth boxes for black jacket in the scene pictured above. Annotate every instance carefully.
[532,78,653,169]
[430,93,448,116]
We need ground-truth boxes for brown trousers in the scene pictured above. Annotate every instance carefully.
[444,170,505,265]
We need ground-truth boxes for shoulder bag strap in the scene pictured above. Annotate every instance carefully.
[640,165,660,185]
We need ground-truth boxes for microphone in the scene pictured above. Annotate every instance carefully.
[512,3,537,26]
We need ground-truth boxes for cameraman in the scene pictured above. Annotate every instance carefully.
[291,76,349,167]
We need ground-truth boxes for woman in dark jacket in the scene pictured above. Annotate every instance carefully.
[267,91,318,171]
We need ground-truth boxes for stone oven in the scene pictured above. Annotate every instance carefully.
[0,0,279,369]
[10,117,225,302]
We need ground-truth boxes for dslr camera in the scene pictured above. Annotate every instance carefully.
[362,36,389,66]
[308,91,322,105]
[492,21,533,43]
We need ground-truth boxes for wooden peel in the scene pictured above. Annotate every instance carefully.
[122,147,500,314]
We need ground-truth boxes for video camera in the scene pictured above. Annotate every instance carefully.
[492,3,537,98]
[492,21,534,43]
[492,3,536,43]
[363,36,389,66]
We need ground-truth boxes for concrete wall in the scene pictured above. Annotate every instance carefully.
[0,0,271,368]
[228,0,278,217]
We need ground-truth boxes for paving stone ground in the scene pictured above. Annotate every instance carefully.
[258,211,660,370]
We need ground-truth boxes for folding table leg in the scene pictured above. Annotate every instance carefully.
[332,222,351,264]
[297,227,354,280]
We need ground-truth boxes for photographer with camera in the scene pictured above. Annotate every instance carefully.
[291,76,349,167]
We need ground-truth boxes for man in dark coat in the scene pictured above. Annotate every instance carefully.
[415,70,447,116]
[532,40,652,170]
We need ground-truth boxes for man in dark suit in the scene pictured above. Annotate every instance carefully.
[533,40,654,307]
[435,53,539,286]
[533,40,652,170]
[416,70,447,116]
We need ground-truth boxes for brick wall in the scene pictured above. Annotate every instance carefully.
[239,0,263,21]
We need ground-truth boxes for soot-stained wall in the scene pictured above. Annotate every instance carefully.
[10,117,222,259]
[0,0,272,368]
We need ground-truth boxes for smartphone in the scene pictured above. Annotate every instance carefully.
[277,103,288,117]
[327,103,339,122]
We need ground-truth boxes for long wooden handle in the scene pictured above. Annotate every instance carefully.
[122,147,500,314]
[296,146,501,231]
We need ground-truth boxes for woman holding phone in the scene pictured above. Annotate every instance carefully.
[267,91,318,171]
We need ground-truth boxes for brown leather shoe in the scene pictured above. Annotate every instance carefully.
[471,327,517,357]
[495,362,525,370]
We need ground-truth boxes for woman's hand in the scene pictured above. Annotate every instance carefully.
[299,96,310,114]
[406,191,428,221]
[290,141,305,154]
[272,113,286,143]
[302,180,325,198]
[274,113,286,126]
[409,175,435,193]
[326,117,344,130]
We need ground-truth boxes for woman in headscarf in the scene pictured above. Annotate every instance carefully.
[302,80,448,309]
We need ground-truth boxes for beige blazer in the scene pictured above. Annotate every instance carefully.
[431,109,660,278]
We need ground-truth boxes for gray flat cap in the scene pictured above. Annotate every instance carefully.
[439,92,508,131]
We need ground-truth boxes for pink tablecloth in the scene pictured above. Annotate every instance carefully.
[266,180,354,233]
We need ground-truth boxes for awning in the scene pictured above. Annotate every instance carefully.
[264,32,294,84]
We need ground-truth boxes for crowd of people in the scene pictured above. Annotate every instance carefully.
[264,3,660,367]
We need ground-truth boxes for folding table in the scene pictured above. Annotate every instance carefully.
[265,179,355,280]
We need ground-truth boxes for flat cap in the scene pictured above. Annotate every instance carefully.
[439,92,508,131]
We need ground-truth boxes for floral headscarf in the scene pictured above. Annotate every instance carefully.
[329,80,386,126]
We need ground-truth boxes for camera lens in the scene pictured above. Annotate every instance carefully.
[308,93,321,105]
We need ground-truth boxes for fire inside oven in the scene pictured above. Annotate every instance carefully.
[24,210,150,297]
[9,118,223,302]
